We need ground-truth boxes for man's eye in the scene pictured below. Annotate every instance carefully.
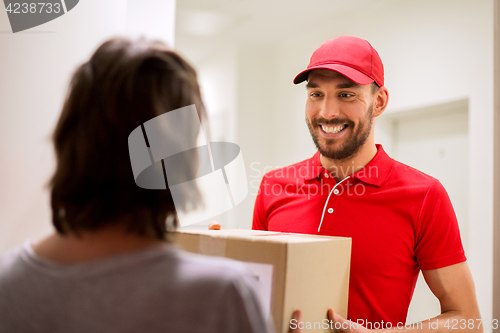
[340,93,354,98]
[310,92,322,98]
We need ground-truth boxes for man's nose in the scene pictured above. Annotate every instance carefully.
[319,97,341,119]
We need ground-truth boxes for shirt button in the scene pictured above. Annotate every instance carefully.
[325,172,329,178]
[327,208,334,214]
[333,189,340,195]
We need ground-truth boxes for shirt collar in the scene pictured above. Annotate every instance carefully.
[303,144,394,187]
[352,144,394,187]
[303,151,324,181]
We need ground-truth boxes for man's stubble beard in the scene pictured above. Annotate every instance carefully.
[306,104,373,161]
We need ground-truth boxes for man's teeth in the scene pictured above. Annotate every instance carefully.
[321,124,346,134]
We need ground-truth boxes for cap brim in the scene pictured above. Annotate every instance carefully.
[293,63,374,85]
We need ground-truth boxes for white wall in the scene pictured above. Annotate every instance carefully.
[178,45,241,228]
[0,0,176,253]
[181,0,494,327]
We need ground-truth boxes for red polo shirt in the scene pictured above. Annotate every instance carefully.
[252,144,466,326]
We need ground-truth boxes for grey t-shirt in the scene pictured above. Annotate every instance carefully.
[0,242,271,333]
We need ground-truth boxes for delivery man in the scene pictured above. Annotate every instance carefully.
[211,36,482,333]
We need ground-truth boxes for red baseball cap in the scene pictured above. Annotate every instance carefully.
[293,36,384,87]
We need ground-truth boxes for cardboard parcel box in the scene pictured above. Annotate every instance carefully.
[171,229,351,333]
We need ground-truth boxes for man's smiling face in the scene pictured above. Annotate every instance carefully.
[305,69,377,161]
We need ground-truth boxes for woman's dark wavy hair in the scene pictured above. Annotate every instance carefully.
[50,38,206,240]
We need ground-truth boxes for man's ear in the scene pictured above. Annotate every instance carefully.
[373,86,389,117]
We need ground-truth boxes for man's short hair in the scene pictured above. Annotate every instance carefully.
[50,38,206,239]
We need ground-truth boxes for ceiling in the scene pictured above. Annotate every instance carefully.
[175,0,380,63]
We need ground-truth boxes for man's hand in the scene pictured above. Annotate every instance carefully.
[324,263,481,333]
[289,310,303,332]
[328,309,370,333]
[208,221,221,230]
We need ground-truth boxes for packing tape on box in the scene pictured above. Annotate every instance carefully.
[199,236,226,256]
